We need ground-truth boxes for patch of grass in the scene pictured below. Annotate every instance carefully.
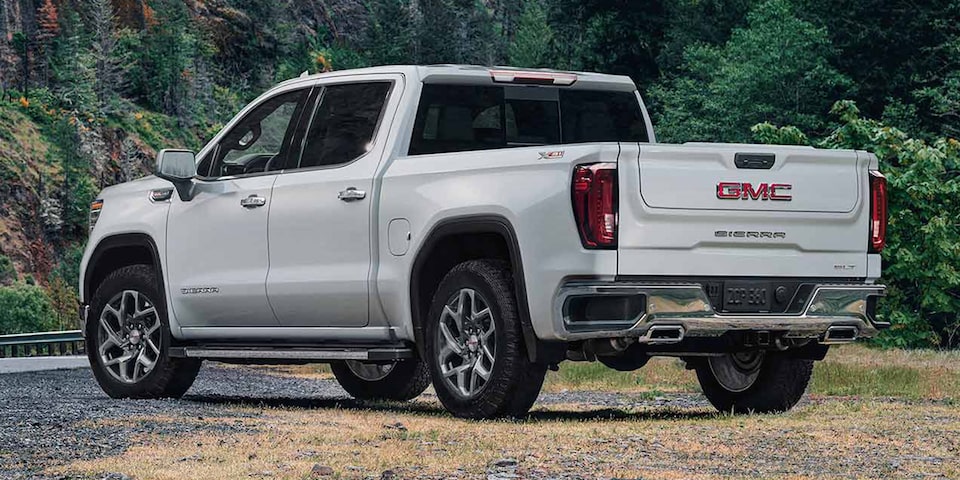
[544,357,699,393]
[811,362,923,397]
[54,398,960,480]
[543,345,960,401]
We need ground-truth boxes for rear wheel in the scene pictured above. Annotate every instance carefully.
[330,358,430,401]
[87,265,201,399]
[695,351,813,414]
[424,260,546,419]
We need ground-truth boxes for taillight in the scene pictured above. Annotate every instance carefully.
[869,171,887,252]
[572,163,618,249]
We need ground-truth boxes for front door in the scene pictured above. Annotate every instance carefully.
[166,87,311,327]
[267,79,399,327]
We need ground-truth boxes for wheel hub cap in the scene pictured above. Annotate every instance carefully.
[435,288,496,399]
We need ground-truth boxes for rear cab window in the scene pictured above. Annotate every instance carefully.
[408,84,649,156]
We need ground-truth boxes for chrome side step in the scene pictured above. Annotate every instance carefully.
[169,346,414,362]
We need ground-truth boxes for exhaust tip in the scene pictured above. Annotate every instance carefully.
[641,325,685,345]
[822,325,859,344]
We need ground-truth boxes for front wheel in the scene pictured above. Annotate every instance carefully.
[330,359,430,401]
[87,265,201,399]
[424,260,546,419]
[694,351,813,414]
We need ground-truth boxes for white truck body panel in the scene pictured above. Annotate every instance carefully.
[618,143,876,279]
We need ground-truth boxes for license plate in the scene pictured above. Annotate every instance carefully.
[723,281,771,312]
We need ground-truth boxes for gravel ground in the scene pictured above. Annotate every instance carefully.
[0,364,711,479]
[1,364,957,479]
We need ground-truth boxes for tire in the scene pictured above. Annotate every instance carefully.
[694,351,813,414]
[424,259,547,419]
[86,264,201,399]
[330,359,431,401]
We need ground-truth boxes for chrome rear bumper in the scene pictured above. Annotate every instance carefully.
[554,282,886,342]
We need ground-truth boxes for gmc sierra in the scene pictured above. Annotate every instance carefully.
[79,65,887,419]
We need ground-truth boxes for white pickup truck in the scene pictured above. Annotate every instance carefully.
[79,65,887,419]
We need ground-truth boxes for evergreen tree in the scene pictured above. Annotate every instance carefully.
[35,0,60,87]
[650,0,851,142]
[90,0,124,113]
[508,0,553,68]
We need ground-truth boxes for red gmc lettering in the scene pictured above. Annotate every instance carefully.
[741,183,768,200]
[769,183,792,201]
[717,182,793,201]
[717,182,742,199]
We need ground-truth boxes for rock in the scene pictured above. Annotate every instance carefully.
[102,474,133,480]
[380,469,397,479]
[311,464,335,476]
[383,422,407,431]
[492,458,518,468]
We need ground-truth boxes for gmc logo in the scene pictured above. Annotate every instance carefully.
[717,182,792,201]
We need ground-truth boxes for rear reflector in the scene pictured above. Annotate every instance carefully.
[572,163,618,249]
[490,69,577,86]
[869,170,887,252]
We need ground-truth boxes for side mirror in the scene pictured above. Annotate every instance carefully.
[156,149,197,201]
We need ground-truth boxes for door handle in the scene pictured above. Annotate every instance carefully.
[240,194,267,208]
[338,187,366,202]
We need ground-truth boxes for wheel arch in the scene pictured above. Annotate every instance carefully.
[83,233,165,308]
[409,215,563,364]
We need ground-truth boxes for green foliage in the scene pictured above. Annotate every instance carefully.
[0,254,15,285]
[508,0,554,68]
[0,282,57,335]
[364,0,419,66]
[756,100,960,347]
[750,122,810,146]
[793,0,960,139]
[651,0,852,142]
[49,243,86,292]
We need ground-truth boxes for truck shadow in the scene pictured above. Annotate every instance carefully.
[183,394,719,422]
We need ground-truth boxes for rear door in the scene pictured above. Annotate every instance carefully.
[266,76,400,327]
[617,143,871,278]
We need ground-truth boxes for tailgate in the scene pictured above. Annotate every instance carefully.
[617,143,872,278]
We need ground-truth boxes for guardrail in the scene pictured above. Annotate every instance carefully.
[0,330,85,358]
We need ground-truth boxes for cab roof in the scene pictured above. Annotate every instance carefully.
[275,64,638,92]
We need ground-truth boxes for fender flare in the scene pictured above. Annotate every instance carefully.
[409,215,564,364]
[82,233,165,306]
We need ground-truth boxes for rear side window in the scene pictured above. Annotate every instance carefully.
[408,84,647,155]
[298,82,391,169]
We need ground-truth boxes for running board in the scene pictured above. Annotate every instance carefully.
[168,346,414,362]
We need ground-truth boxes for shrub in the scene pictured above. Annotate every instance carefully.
[0,254,15,285]
[755,101,959,347]
[0,283,58,334]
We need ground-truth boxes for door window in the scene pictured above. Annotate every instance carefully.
[198,89,309,178]
[297,82,392,169]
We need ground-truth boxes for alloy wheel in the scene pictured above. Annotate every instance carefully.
[97,290,162,384]
[435,288,496,398]
[344,360,396,382]
[708,351,765,392]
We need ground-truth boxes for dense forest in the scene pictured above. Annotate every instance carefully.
[0,0,957,347]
